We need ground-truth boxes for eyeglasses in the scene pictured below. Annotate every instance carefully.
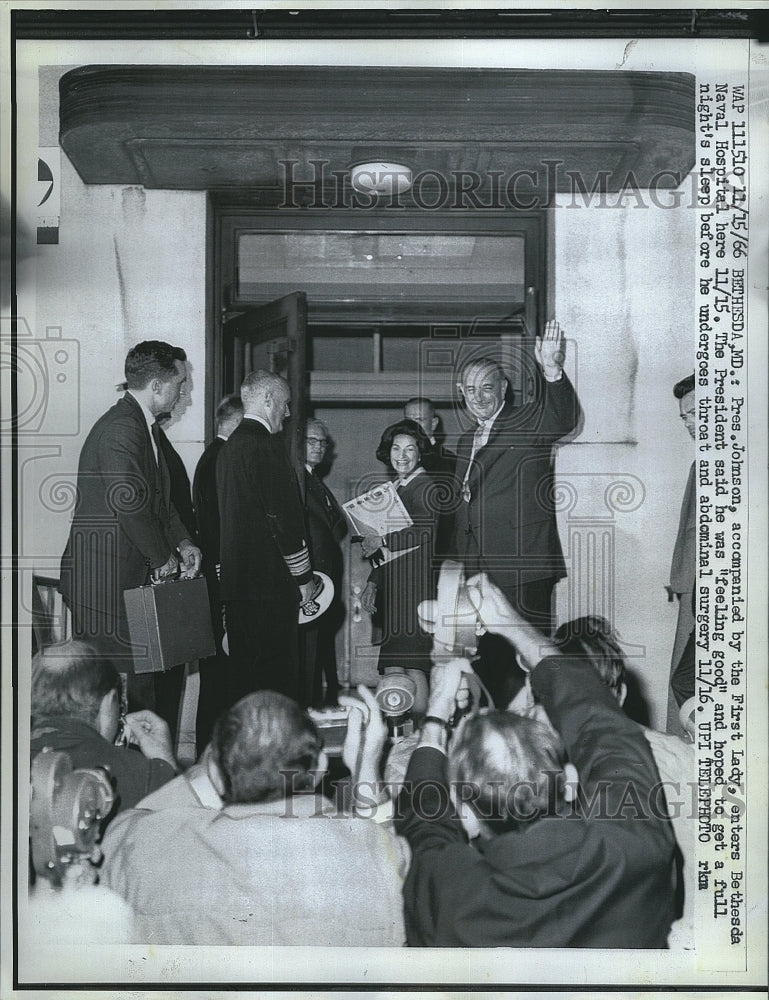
[306,437,328,447]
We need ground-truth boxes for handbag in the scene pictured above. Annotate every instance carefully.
[124,576,216,673]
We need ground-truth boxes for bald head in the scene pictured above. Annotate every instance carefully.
[31,641,120,730]
[215,393,243,438]
[403,397,438,438]
[241,370,291,434]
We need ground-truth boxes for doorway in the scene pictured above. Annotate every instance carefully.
[209,203,549,682]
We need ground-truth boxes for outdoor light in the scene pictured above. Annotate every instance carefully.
[349,161,412,196]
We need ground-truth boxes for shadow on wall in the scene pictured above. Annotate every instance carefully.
[2,192,37,310]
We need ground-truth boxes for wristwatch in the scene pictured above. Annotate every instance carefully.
[423,715,452,734]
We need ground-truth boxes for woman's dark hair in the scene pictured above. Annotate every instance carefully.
[375,418,433,468]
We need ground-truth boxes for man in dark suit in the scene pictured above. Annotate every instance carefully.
[148,412,200,740]
[156,414,198,544]
[300,418,347,707]
[450,321,581,705]
[217,371,314,705]
[192,393,243,753]
[59,341,202,715]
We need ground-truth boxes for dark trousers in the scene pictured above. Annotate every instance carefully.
[195,578,229,755]
[152,663,186,744]
[70,604,185,739]
[224,598,300,706]
[472,578,556,709]
[299,616,341,708]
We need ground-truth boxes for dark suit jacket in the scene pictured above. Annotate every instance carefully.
[422,441,457,479]
[157,425,198,542]
[451,373,581,593]
[193,437,225,578]
[31,716,175,817]
[395,656,676,947]
[217,418,313,604]
[422,443,458,558]
[59,393,188,621]
[669,460,696,596]
[304,467,347,588]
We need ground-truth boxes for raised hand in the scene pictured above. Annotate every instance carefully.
[535,319,566,378]
[339,685,388,783]
[465,572,520,634]
[427,659,467,721]
[466,572,559,672]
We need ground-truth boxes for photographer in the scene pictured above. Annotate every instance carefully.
[31,641,178,821]
[393,576,677,948]
[99,689,408,946]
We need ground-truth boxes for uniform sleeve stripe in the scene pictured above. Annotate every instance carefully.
[284,545,311,578]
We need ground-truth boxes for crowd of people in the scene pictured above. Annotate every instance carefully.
[27,325,697,950]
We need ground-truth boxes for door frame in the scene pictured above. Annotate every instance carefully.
[207,198,550,440]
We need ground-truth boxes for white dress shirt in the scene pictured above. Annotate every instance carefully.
[127,390,159,463]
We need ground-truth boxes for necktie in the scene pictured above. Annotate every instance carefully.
[151,422,170,501]
[311,469,334,518]
[461,422,486,503]
[151,421,162,465]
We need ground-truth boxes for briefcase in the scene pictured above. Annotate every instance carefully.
[124,576,216,674]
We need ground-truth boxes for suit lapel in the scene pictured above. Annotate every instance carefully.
[154,425,172,509]
[469,406,514,482]
[121,393,166,510]
[307,469,338,528]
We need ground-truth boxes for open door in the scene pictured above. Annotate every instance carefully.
[221,291,308,482]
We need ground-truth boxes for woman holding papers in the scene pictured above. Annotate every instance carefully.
[358,419,439,715]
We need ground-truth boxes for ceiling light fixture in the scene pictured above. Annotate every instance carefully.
[350,161,412,196]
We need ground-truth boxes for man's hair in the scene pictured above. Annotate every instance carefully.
[124,341,186,390]
[457,356,505,386]
[215,393,243,427]
[448,710,568,834]
[210,691,322,805]
[31,641,120,729]
[240,369,289,406]
[306,417,328,438]
[375,418,434,467]
[552,616,627,700]
[673,373,695,399]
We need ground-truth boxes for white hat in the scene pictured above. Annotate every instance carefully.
[298,572,335,625]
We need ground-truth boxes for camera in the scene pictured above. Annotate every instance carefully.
[307,704,352,756]
[1,318,80,435]
[29,750,115,887]
[375,671,416,739]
